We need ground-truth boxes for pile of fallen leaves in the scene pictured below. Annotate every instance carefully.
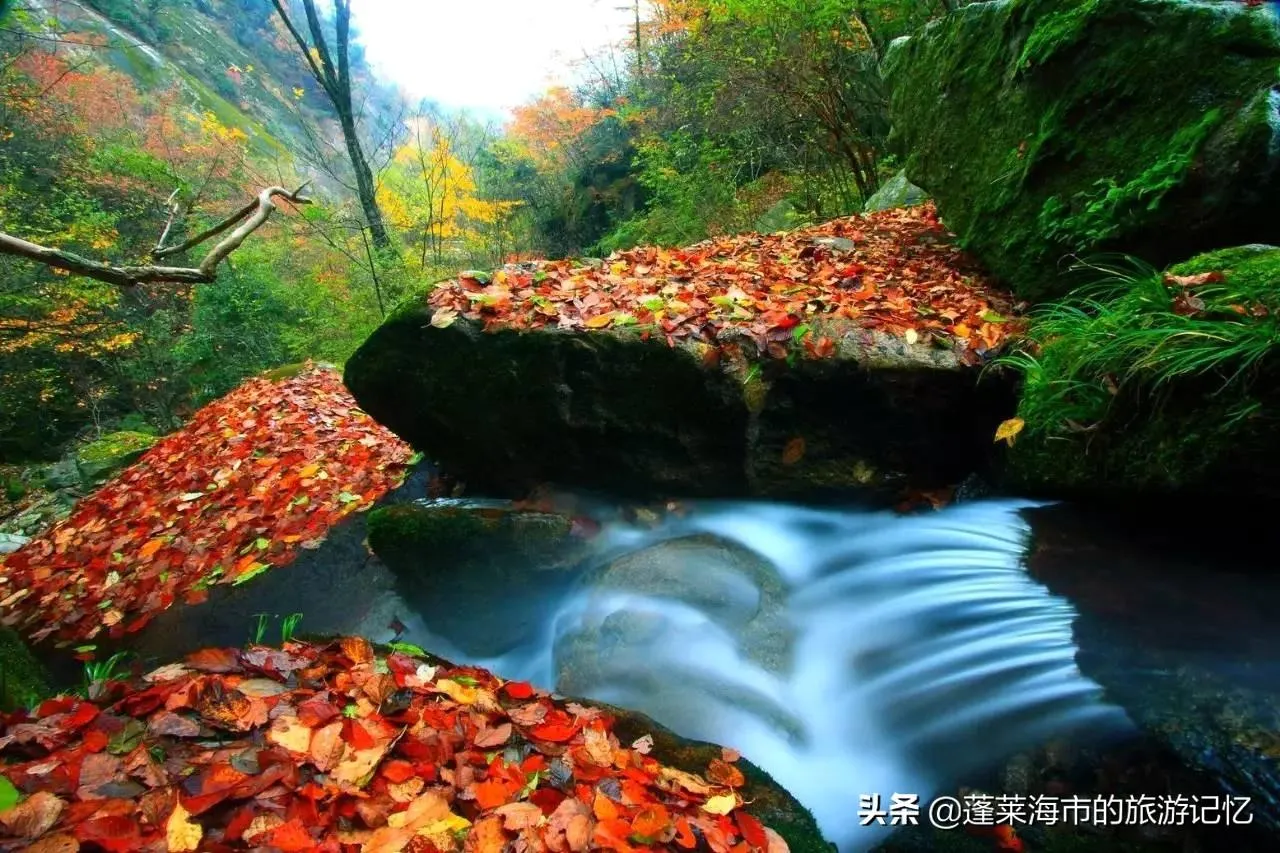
[428,205,1021,361]
[0,637,787,853]
[0,366,414,646]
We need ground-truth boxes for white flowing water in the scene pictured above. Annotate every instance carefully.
[401,499,1134,851]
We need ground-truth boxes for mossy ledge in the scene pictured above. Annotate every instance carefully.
[884,0,1280,301]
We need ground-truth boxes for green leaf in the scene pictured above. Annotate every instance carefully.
[254,537,269,550]
[980,310,1008,323]
[387,641,427,657]
[453,675,479,687]
[108,718,147,755]
[792,323,812,343]
[406,451,424,466]
[0,776,19,812]
[338,491,359,504]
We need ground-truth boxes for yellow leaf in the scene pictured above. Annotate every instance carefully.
[435,678,477,705]
[701,793,739,815]
[584,313,615,329]
[994,417,1025,446]
[267,713,312,754]
[430,309,459,329]
[166,801,203,852]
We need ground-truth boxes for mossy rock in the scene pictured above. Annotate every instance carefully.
[0,625,50,712]
[884,0,1280,301]
[73,430,157,485]
[1001,245,1280,501]
[366,502,584,657]
[862,170,927,214]
[344,303,1016,502]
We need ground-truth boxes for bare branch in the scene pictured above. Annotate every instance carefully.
[0,185,311,287]
[197,185,310,274]
[152,188,183,255]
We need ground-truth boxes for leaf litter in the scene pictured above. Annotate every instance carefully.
[428,204,1022,363]
[0,637,787,853]
[0,365,414,647]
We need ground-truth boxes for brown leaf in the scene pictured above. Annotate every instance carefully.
[473,722,513,749]
[0,790,65,839]
[494,802,543,831]
[781,437,805,466]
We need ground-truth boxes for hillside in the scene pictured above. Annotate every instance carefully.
[25,0,402,168]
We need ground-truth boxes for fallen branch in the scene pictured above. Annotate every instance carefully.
[0,184,312,287]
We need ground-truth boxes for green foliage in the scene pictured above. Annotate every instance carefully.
[998,248,1280,492]
[82,650,131,693]
[280,612,303,644]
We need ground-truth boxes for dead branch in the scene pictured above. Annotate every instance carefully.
[0,184,311,287]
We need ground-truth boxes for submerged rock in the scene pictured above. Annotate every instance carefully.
[344,306,1015,502]
[884,0,1280,300]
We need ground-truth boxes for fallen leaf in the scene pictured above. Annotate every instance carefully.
[993,417,1025,447]
[0,790,65,838]
[165,801,202,852]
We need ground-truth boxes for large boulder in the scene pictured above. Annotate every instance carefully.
[344,307,1016,502]
[884,0,1280,301]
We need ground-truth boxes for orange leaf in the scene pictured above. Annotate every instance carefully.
[781,437,806,466]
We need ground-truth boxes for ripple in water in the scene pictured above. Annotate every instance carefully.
[403,499,1133,851]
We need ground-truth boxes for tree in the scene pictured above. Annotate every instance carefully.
[269,0,392,250]
[0,184,312,287]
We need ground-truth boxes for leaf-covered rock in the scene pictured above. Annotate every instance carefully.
[0,637,829,853]
[346,207,1020,501]
[0,364,414,646]
[884,0,1280,301]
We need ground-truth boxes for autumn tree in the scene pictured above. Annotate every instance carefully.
[269,0,392,250]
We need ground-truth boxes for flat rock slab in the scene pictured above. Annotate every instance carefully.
[345,309,1016,501]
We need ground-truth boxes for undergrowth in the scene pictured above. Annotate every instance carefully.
[997,250,1280,439]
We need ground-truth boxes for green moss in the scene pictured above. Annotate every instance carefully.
[261,362,311,383]
[0,626,51,712]
[885,0,1280,301]
[1000,246,1280,499]
[76,430,156,464]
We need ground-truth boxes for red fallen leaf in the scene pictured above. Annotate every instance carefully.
[594,817,640,853]
[185,648,240,674]
[503,681,536,700]
[268,818,315,852]
[735,810,769,850]
[473,778,515,809]
[528,708,579,743]
[342,718,377,750]
[82,728,110,753]
[0,367,413,647]
[73,814,140,852]
[381,760,416,784]
[64,702,99,730]
[633,803,672,839]
[674,815,698,849]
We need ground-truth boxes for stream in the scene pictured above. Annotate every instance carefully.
[380,499,1133,852]
[105,493,1280,851]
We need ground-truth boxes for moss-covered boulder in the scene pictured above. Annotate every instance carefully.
[1001,245,1280,502]
[884,0,1280,301]
[344,305,1015,501]
[73,430,157,485]
[863,170,927,213]
[0,626,49,712]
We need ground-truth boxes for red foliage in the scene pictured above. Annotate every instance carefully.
[428,205,1022,363]
[0,637,788,853]
[0,366,413,646]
